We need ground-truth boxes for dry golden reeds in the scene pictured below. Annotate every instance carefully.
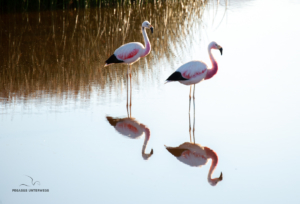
[0,0,213,106]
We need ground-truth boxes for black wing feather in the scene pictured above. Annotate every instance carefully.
[166,147,188,157]
[105,54,124,65]
[166,71,188,81]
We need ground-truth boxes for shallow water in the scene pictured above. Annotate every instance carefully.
[1,0,300,203]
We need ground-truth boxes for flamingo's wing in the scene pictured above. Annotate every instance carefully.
[177,149,208,167]
[176,61,207,80]
[166,147,188,157]
[113,118,144,139]
[114,42,143,61]
[106,116,123,126]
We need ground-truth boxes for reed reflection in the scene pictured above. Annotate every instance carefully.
[165,112,222,186]
[0,0,208,105]
[106,89,153,160]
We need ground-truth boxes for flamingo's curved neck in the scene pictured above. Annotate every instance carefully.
[205,47,218,80]
[204,147,219,182]
[142,127,150,154]
[141,27,151,58]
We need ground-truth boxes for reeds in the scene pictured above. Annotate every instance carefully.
[0,0,213,107]
[0,0,184,13]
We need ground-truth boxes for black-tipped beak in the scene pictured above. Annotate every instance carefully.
[219,172,223,181]
[219,47,223,55]
[150,149,154,155]
[150,27,154,34]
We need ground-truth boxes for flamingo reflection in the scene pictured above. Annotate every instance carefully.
[165,112,222,186]
[106,100,153,160]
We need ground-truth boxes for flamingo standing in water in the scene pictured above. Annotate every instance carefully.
[165,142,223,186]
[104,20,154,108]
[106,116,153,160]
[165,41,223,113]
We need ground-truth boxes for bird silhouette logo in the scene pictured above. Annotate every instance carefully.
[19,175,41,187]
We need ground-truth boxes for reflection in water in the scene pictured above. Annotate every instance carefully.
[165,111,222,186]
[106,116,153,160]
[165,143,222,186]
[106,89,153,160]
[0,0,209,105]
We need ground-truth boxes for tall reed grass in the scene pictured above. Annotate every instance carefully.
[0,0,179,13]
[0,0,217,106]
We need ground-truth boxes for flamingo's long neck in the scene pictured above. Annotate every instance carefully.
[205,46,218,80]
[141,126,153,160]
[204,147,219,182]
[142,127,150,154]
[141,27,151,58]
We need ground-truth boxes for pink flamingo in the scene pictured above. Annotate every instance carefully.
[165,142,223,186]
[106,116,153,160]
[165,41,223,113]
[104,21,154,107]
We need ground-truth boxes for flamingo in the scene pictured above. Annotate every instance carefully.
[104,20,154,108]
[165,104,222,186]
[106,116,153,160]
[165,142,222,186]
[165,41,223,113]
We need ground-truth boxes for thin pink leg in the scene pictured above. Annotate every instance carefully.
[126,65,129,117]
[189,85,192,113]
[193,84,195,143]
[129,65,132,117]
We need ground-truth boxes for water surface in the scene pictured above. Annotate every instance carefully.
[1,0,300,203]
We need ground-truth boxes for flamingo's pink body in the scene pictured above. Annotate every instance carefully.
[165,41,223,113]
[165,142,222,186]
[104,21,153,66]
[107,116,153,160]
[165,41,222,85]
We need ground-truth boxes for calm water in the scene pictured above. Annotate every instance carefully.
[1,0,300,203]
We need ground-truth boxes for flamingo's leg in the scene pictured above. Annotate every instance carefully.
[130,65,132,110]
[126,65,129,116]
[189,109,192,143]
[189,85,192,113]
[193,84,196,143]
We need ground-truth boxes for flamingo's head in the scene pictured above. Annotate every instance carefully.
[208,172,223,186]
[142,149,154,160]
[209,41,223,55]
[142,21,154,33]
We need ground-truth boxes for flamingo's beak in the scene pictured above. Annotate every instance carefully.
[219,47,223,55]
[150,25,154,34]
[219,172,223,181]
